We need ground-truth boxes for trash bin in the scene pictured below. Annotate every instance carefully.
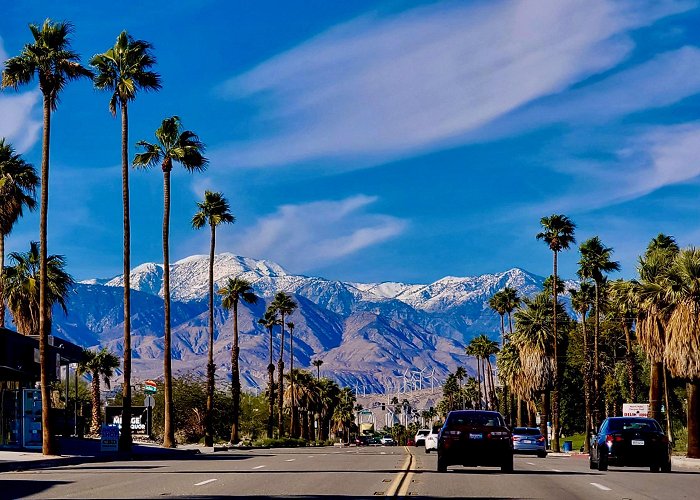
[562,440,572,452]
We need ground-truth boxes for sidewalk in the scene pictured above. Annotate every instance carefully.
[0,437,200,473]
[547,450,700,470]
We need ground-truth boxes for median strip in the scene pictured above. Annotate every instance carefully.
[386,447,414,496]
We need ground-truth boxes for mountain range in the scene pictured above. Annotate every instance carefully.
[32,253,548,392]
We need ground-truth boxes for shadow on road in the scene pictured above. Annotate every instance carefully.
[0,480,72,498]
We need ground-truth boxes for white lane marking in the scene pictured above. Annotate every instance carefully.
[526,462,535,465]
[252,465,266,469]
[285,459,295,462]
[551,468,562,472]
[308,455,314,458]
[194,479,217,486]
[590,482,612,491]
[381,452,386,455]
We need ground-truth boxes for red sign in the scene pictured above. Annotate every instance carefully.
[144,380,157,388]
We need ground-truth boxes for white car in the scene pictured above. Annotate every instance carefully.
[414,428,430,447]
[380,436,396,446]
[424,425,440,453]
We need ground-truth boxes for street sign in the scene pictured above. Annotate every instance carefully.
[144,380,157,394]
[622,403,649,417]
[100,425,119,452]
[144,395,155,408]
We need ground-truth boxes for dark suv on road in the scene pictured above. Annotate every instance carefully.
[589,417,671,472]
[437,410,513,473]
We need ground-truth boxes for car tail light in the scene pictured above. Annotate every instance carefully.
[537,436,545,442]
[512,436,520,442]
[605,434,623,446]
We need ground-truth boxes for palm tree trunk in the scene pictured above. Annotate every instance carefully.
[582,314,592,453]
[230,299,241,444]
[540,391,550,450]
[0,233,5,328]
[649,361,663,423]
[162,167,175,448]
[593,282,601,428]
[120,102,132,453]
[516,396,523,426]
[204,222,215,447]
[623,322,636,402]
[267,326,275,438]
[552,250,560,452]
[39,96,55,455]
[663,363,672,442]
[687,380,700,458]
[277,314,285,437]
[475,357,482,410]
[486,358,497,410]
[90,375,101,434]
[289,329,295,437]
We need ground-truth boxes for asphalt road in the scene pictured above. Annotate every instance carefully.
[1,446,699,498]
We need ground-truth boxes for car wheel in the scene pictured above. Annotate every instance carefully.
[662,458,672,473]
[501,455,514,473]
[437,456,448,473]
[650,464,660,473]
[589,456,597,470]
[425,448,430,454]
[537,451,547,458]
[597,452,608,472]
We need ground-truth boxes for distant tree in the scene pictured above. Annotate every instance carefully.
[312,359,323,380]
[134,116,207,447]
[192,190,235,446]
[270,292,296,437]
[569,281,594,451]
[258,306,279,438]
[78,348,119,434]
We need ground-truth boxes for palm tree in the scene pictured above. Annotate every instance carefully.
[258,306,279,438]
[608,279,639,402]
[569,281,594,451]
[475,335,499,410]
[502,287,521,335]
[78,348,119,434]
[219,277,257,444]
[91,31,160,452]
[192,191,235,446]
[287,322,298,437]
[2,19,92,455]
[578,236,620,427]
[536,214,575,452]
[312,359,323,380]
[133,116,207,447]
[0,139,38,329]
[496,342,523,423]
[4,242,73,336]
[455,366,466,409]
[662,247,700,457]
[284,369,318,440]
[637,235,679,423]
[270,292,297,437]
[489,291,508,346]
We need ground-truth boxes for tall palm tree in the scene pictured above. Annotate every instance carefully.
[465,339,484,409]
[489,291,508,346]
[2,19,92,455]
[312,359,323,380]
[4,242,73,336]
[284,369,318,440]
[496,342,524,423]
[91,31,160,452]
[270,292,297,437]
[455,366,466,409]
[133,116,207,447]
[662,247,700,457]
[192,190,235,446]
[287,322,298,437]
[78,348,119,434]
[0,139,38,329]
[578,236,620,427]
[475,335,499,410]
[219,277,257,444]
[637,235,679,423]
[258,306,278,438]
[569,281,594,451]
[502,287,521,335]
[608,279,639,402]
[536,214,575,452]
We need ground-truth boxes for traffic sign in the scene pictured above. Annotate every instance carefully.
[144,395,155,408]
[144,380,157,394]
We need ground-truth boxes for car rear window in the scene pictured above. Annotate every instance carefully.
[447,412,504,427]
[513,428,541,435]
[417,430,429,436]
[607,419,661,432]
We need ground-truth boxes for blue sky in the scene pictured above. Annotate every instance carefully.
[2,0,700,284]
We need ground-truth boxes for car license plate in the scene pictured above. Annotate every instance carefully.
[469,433,483,440]
[522,439,533,444]
[631,440,645,446]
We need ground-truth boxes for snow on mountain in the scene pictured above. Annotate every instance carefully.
[56,253,549,391]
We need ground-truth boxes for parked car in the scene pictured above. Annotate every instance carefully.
[354,435,369,446]
[380,436,396,446]
[437,410,513,473]
[414,428,430,447]
[512,427,547,458]
[368,437,381,446]
[589,417,671,472]
[424,425,440,453]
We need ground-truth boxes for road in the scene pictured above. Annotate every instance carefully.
[1,446,698,498]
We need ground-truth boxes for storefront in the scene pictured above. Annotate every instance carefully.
[0,327,84,449]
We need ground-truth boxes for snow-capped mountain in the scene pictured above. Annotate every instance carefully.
[57,253,548,392]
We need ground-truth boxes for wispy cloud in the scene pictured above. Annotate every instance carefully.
[216,0,693,169]
[0,37,42,152]
[212,195,407,273]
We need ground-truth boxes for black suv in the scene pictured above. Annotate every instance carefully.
[437,410,513,472]
[589,417,671,472]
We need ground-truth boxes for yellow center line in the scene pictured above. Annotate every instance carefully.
[386,446,414,496]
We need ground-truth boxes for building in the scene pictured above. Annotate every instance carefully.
[0,327,84,449]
